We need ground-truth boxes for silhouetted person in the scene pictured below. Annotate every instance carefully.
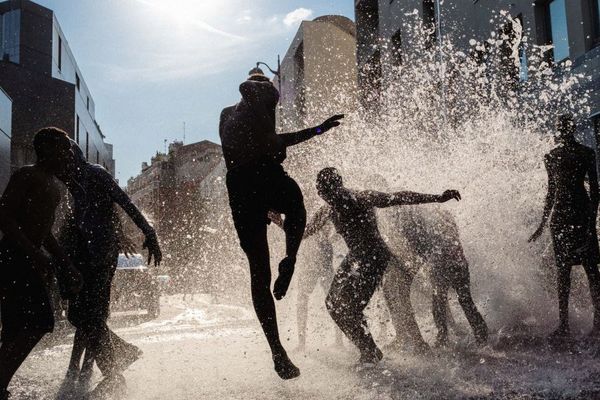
[0,128,81,400]
[219,67,343,379]
[295,223,343,351]
[386,205,488,348]
[530,114,600,339]
[56,141,162,397]
[305,168,460,364]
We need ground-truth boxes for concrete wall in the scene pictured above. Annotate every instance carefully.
[279,16,358,130]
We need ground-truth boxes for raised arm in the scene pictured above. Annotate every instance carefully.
[304,206,333,238]
[279,115,344,147]
[360,189,461,208]
[529,155,557,242]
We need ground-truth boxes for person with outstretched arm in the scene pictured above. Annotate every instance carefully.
[305,167,460,365]
[56,141,162,398]
[219,67,343,379]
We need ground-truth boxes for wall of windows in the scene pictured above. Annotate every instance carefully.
[548,0,569,62]
[0,10,20,63]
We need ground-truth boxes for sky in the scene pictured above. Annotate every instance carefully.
[32,0,355,183]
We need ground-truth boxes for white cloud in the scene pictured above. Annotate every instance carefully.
[283,8,313,27]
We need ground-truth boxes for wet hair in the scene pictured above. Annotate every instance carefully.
[317,167,343,189]
[33,127,69,160]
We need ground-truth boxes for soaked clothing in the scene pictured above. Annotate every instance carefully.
[0,241,54,340]
[310,189,429,354]
[225,160,304,252]
[545,142,600,266]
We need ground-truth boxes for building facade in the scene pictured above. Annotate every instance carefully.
[0,0,115,174]
[354,0,600,142]
[0,87,11,194]
[126,140,225,236]
[278,15,358,130]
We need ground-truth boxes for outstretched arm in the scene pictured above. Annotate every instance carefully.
[304,206,332,238]
[279,115,344,147]
[100,169,162,265]
[529,156,557,242]
[360,189,461,208]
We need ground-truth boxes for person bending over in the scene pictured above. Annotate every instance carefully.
[305,167,460,364]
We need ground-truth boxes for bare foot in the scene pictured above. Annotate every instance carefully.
[273,256,296,300]
[273,352,300,380]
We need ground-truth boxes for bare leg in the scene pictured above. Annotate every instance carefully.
[296,287,311,351]
[552,263,571,338]
[243,225,299,379]
[383,257,429,353]
[454,281,488,345]
[432,282,450,347]
[67,329,87,376]
[0,330,46,392]
[582,258,600,334]
[326,256,382,363]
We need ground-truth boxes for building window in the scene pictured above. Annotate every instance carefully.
[85,132,89,160]
[391,29,402,65]
[589,0,600,49]
[76,115,80,143]
[423,0,437,48]
[58,36,62,70]
[546,0,569,62]
[86,97,90,110]
[0,10,21,63]
[96,150,99,164]
[76,74,81,91]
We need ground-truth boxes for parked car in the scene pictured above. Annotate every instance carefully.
[111,253,160,319]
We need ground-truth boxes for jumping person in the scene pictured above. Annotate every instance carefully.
[386,205,488,348]
[305,167,460,365]
[0,128,81,400]
[56,141,162,397]
[219,67,343,379]
[530,113,600,339]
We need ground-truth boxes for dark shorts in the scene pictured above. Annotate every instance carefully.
[0,242,54,340]
[226,161,305,253]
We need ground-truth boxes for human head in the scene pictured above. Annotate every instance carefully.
[316,167,343,203]
[556,113,576,143]
[247,66,271,83]
[33,127,72,173]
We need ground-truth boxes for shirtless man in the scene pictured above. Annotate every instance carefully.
[305,168,460,364]
[0,128,81,400]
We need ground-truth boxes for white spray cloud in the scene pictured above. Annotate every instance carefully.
[283,7,314,27]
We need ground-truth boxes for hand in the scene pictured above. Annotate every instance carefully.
[439,190,461,202]
[316,114,344,135]
[120,234,137,258]
[529,225,544,243]
[143,232,162,267]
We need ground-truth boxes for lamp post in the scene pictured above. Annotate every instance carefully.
[256,55,282,129]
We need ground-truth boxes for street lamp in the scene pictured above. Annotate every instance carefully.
[255,55,281,92]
